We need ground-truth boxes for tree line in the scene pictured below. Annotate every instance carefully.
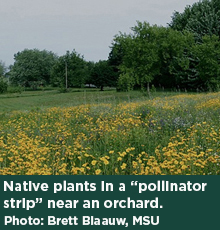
[5,49,117,91]
[1,0,220,93]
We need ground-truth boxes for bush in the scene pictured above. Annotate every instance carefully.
[58,86,68,93]
[0,78,8,94]
[7,86,24,94]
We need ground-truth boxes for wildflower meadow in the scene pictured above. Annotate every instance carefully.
[0,91,220,175]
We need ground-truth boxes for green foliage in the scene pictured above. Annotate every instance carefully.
[0,77,8,94]
[9,49,57,88]
[114,23,158,91]
[0,61,7,77]
[90,60,115,91]
[154,28,195,89]
[117,72,135,91]
[58,86,68,93]
[108,36,125,83]
[169,0,220,91]
[192,35,220,91]
[2,0,220,93]
[121,22,160,91]
[7,86,24,94]
[50,50,88,88]
[84,61,95,86]
[169,0,220,41]
[150,85,156,93]
[111,14,220,92]
[114,22,196,91]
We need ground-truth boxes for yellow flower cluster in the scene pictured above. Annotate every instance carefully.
[0,92,220,175]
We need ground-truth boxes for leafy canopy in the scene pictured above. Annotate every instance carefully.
[50,50,88,88]
[10,49,57,87]
[169,0,220,41]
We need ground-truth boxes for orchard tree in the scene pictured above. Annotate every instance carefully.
[10,49,57,88]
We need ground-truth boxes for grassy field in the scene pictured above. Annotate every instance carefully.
[0,88,145,113]
[0,89,220,175]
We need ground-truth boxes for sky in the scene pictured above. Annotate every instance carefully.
[0,0,199,66]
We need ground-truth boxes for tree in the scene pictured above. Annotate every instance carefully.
[192,35,220,91]
[169,0,220,41]
[0,60,7,77]
[108,36,125,85]
[155,29,195,89]
[113,21,203,91]
[10,49,57,88]
[118,22,159,92]
[84,61,95,87]
[50,50,88,88]
[0,77,7,94]
[90,60,115,91]
[0,61,9,92]
[169,0,220,90]
[117,22,171,92]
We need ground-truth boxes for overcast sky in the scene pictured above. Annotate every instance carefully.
[0,0,198,66]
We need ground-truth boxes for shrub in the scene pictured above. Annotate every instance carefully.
[7,86,24,94]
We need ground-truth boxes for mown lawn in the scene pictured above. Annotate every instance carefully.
[0,90,220,175]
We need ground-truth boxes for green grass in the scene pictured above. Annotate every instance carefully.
[0,89,135,113]
[0,88,187,113]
